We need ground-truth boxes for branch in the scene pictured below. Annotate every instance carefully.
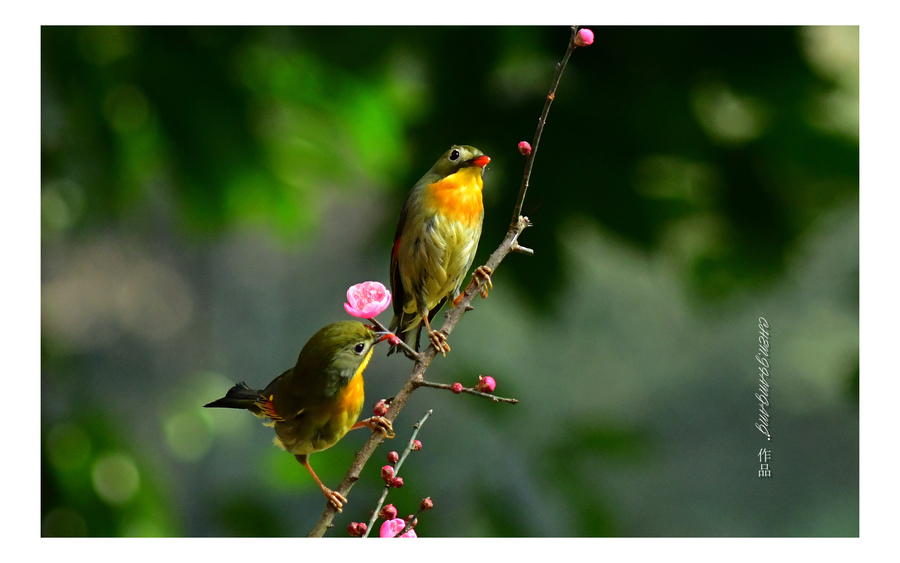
[308,26,586,537]
[510,25,579,227]
[361,410,432,538]
[417,379,519,404]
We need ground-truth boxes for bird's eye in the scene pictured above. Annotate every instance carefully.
[449,149,460,161]
[354,342,366,355]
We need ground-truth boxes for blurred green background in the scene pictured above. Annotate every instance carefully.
[41,26,858,537]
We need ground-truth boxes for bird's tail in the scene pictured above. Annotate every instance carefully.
[204,382,265,415]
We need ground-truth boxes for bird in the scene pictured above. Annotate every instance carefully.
[388,145,493,357]
[204,321,394,512]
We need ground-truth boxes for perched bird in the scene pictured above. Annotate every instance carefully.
[204,321,394,512]
[388,145,493,357]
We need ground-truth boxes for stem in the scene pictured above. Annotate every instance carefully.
[307,26,584,537]
[417,379,519,404]
[509,25,579,227]
[361,410,432,538]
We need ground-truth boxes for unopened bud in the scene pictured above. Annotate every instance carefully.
[387,451,400,464]
[451,382,463,394]
[475,375,496,393]
[347,522,367,537]
[575,28,594,47]
[373,399,389,417]
[381,465,395,482]
[412,439,422,451]
[391,476,404,488]
[380,504,398,520]
[518,141,532,156]
[420,497,434,511]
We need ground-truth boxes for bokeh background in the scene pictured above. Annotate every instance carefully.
[41,26,858,537]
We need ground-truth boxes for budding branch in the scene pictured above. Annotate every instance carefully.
[308,26,583,537]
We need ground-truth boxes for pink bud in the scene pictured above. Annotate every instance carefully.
[344,281,392,318]
[475,375,496,393]
[347,522,367,537]
[391,476,404,488]
[373,399,389,417]
[575,28,594,47]
[518,141,532,156]
[387,451,399,464]
[381,465,395,482]
[380,504,398,520]
[451,382,463,394]
[420,497,433,511]
[412,440,422,451]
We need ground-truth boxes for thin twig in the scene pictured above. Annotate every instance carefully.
[368,316,419,358]
[416,380,519,404]
[308,27,584,537]
[361,410,432,538]
[510,25,579,227]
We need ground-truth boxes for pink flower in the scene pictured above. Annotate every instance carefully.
[475,375,496,393]
[412,440,422,451]
[518,141,532,156]
[575,28,594,47]
[373,399,390,417]
[344,281,392,318]
[380,518,418,538]
[382,465,395,483]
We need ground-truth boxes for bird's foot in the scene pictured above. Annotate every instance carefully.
[429,330,451,357]
[473,266,493,299]
[357,415,395,439]
[323,488,347,512]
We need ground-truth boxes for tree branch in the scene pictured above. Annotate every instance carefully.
[308,26,585,537]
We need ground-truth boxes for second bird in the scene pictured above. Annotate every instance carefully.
[389,145,492,357]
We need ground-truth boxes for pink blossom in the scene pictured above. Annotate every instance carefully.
[475,375,496,393]
[451,383,463,394]
[380,518,418,538]
[575,28,594,47]
[344,281,392,318]
[518,141,532,156]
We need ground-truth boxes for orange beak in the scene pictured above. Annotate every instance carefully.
[469,155,491,168]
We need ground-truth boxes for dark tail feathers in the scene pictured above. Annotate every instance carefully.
[204,382,263,412]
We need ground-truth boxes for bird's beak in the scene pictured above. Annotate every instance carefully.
[468,155,491,168]
[375,331,396,344]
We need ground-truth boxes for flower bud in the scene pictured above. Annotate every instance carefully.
[451,382,463,394]
[347,522,367,537]
[475,375,496,393]
[380,504,398,520]
[412,440,422,451]
[381,465,395,482]
[391,476,404,488]
[518,141,532,156]
[575,28,594,47]
[420,497,434,511]
[387,450,400,464]
[373,399,389,417]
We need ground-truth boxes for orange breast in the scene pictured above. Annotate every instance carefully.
[424,166,484,225]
